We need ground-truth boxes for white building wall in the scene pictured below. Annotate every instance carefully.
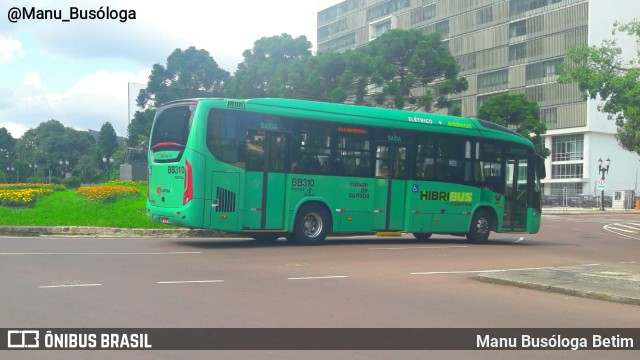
[586,132,640,196]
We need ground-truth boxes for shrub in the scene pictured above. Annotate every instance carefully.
[62,176,82,189]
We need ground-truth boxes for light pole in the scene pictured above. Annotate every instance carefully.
[102,156,114,180]
[29,163,38,179]
[59,159,69,178]
[597,157,611,211]
[6,166,17,183]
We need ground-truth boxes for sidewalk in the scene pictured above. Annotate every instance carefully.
[476,263,640,306]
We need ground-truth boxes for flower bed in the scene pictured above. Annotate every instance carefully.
[76,181,141,202]
[0,184,63,207]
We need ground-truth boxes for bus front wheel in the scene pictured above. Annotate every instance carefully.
[292,203,331,245]
[466,210,491,244]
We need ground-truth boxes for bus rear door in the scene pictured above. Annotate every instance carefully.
[243,130,288,230]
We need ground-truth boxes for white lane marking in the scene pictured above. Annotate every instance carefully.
[0,252,201,255]
[604,224,635,233]
[369,246,469,250]
[410,264,601,275]
[287,276,349,280]
[158,280,224,284]
[39,284,102,289]
[609,223,640,231]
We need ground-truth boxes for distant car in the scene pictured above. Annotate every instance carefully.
[542,194,561,206]
[575,194,597,208]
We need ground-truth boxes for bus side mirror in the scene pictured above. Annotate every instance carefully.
[537,156,546,179]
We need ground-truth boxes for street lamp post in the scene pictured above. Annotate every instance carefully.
[597,158,611,211]
[59,159,69,178]
[29,164,38,179]
[102,156,114,180]
[7,166,18,184]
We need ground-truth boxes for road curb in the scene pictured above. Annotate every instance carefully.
[476,264,640,306]
[0,226,228,238]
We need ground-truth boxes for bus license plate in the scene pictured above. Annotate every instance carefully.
[161,218,170,224]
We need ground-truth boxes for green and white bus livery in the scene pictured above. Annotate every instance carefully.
[146,98,545,245]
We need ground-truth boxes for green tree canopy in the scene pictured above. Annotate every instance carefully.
[477,93,549,157]
[558,19,640,155]
[137,46,230,108]
[0,127,16,169]
[15,120,96,181]
[225,34,313,98]
[97,122,119,158]
[126,109,155,147]
[358,29,468,110]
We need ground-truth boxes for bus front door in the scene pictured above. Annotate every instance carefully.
[243,130,288,230]
[373,144,408,231]
[503,156,528,231]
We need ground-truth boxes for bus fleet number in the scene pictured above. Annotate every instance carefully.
[292,178,315,187]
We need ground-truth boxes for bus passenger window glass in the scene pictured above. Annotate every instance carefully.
[478,142,503,191]
[435,137,465,182]
[297,124,330,175]
[206,109,246,168]
[335,134,371,177]
[416,141,435,180]
[151,105,192,148]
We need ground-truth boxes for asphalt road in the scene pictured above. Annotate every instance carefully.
[1,213,639,359]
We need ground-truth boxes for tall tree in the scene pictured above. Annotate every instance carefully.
[477,93,549,157]
[97,122,119,158]
[359,29,468,110]
[558,19,640,155]
[137,46,230,108]
[126,109,155,147]
[0,127,16,169]
[15,120,96,181]
[225,34,313,98]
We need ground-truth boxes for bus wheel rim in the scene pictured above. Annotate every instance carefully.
[303,212,322,238]
[476,217,489,234]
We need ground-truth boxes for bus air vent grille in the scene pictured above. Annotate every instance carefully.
[227,101,245,110]
[216,186,237,213]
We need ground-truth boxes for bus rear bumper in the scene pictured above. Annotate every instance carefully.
[146,201,204,228]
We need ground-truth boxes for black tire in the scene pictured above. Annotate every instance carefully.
[249,233,281,243]
[413,233,432,241]
[466,210,491,244]
[291,203,331,245]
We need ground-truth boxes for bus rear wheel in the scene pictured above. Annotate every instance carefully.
[413,233,432,241]
[291,203,330,245]
[466,210,491,244]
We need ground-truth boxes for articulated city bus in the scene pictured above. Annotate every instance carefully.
[146,98,545,245]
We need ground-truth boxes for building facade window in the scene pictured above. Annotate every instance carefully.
[552,135,584,161]
[509,20,526,38]
[525,58,563,82]
[476,7,493,25]
[509,43,526,61]
[550,182,583,197]
[477,69,508,90]
[552,163,583,179]
[367,0,410,21]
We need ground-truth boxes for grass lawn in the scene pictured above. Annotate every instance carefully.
[0,182,175,229]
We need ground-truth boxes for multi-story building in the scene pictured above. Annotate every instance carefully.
[317,0,640,197]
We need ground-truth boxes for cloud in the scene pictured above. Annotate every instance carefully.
[0,35,23,64]
[0,69,150,138]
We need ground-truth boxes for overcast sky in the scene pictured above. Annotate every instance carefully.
[0,0,340,138]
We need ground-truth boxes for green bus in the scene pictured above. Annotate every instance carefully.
[146,98,545,245]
